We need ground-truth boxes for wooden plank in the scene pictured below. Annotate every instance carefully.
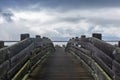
[0,60,9,79]
[12,60,30,80]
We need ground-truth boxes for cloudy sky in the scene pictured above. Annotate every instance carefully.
[0,0,120,41]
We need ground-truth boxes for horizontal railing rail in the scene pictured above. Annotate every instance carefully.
[0,37,55,80]
[66,37,120,80]
[66,45,112,80]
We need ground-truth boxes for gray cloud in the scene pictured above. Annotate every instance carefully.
[1,0,120,10]
[0,10,14,22]
[0,0,120,41]
[85,17,120,27]
[0,22,36,40]
[57,17,84,23]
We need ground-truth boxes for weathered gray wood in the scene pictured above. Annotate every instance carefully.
[0,38,33,65]
[20,33,30,41]
[91,60,112,80]
[71,45,92,57]
[113,47,120,63]
[68,46,112,80]
[0,41,4,48]
[112,60,120,80]
[71,48,93,67]
[88,37,115,59]
[30,52,44,67]
[81,35,86,38]
[8,38,33,58]
[36,35,41,38]
[92,33,102,40]
[0,36,54,80]
[12,60,30,80]
[10,43,34,68]
[84,42,114,77]
[67,43,114,78]
[0,60,9,79]
[7,55,29,79]
[0,47,9,64]
[6,43,34,79]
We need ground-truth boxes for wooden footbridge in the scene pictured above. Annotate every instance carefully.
[0,33,120,80]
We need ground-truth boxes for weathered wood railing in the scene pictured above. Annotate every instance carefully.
[66,37,120,80]
[0,37,54,80]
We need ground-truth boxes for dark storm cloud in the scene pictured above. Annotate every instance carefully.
[48,16,85,24]
[37,0,120,9]
[88,18,120,26]
[0,0,120,40]
[0,0,120,10]
[0,10,14,22]
[57,17,84,23]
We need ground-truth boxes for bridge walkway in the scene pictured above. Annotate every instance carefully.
[27,46,94,80]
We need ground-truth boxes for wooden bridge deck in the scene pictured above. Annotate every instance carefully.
[28,46,94,80]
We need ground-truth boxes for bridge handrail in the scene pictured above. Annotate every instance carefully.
[0,37,55,80]
[12,40,54,80]
[88,37,115,59]
[66,45,113,80]
[7,42,34,79]
[0,38,33,65]
[12,44,54,80]
[0,39,34,79]
[66,37,120,80]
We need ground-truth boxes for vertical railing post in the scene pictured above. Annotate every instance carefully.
[0,41,4,48]
[118,41,120,47]
[36,35,41,38]
[20,33,30,41]
[81,35,86,38]
[92,33,102,40]
[81,35,86,41]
